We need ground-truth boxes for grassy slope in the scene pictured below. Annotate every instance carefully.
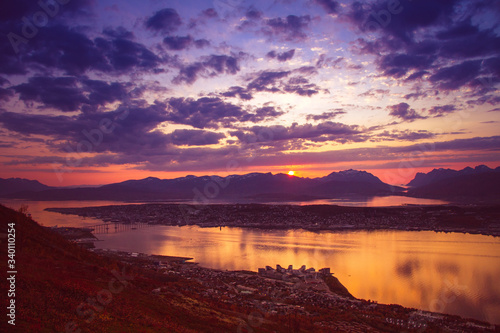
[0,205,256,332]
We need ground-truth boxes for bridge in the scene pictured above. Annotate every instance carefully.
[88,222,152,234]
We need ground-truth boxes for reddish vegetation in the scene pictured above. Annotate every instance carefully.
[0,205,245,332]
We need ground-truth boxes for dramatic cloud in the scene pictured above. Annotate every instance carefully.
[376,130,435,141]
[428,105,456,117]
[8,25,164,76]
[306,110,346,121]
[314,0,340,15]
[347,0,500,96]
[266,49,295,62]
[346,0,459,42]
[429,60,482,90]
[0,0,498,181]
[167,129,225,146]
[220,86,253,100]
[262,15,311,41]
[173,54,240,84]
[377,53,436,78]
[231,121,363,144]
[388,103,426,121]
[12,76,130,112]
[166,97,283,129]
[145,8,182,34]
[163,35,209,50]
[0,102,172,155]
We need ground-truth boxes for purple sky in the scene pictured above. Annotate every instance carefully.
[0,0,499,185]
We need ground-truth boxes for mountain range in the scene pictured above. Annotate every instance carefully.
[0,169,402,201]
[407,165,500,200]
[1,165,499,202]
[0,178,53,196]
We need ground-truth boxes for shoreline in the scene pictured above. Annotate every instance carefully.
[43,211,500,329]
[89,248,498,331]
[46,202,500,237]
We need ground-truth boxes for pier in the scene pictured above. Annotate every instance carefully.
[88,222,152,234]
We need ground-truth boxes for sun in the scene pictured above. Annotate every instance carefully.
[288,170,295,176]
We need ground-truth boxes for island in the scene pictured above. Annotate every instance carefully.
[46,203,500,237]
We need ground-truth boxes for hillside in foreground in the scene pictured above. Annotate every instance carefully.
[1,205,498,332]
[0,204,251,332]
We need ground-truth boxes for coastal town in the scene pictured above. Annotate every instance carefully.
[46,203,500,237]
[90,248,497,332]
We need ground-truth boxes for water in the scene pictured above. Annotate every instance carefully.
[0,199,147,227]
[2,198,498,325]
[0,194,449,227]
[94,226,500,325]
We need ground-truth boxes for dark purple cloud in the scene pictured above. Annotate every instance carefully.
[163,35,210,51]
[429,60,482,90]
[163,36,192,50]
[102,27,135,40]
[404,91,429,100]
[13,76,87,112]
[246,8,263,20]
[219,68,324,100]
[266,49,295,62]
[173,54,240,84]
[167,129,225,146]
[347,1,500,93]
[249,68,320,94]
[13,25,164,75]
[145,8,182,34]
[167,97,242,129]
[346,0,459,42]
[376,130,435,141]
[377,53,436,78]
[220,86,253,100]
[16,25,109,75]
[428,105,456,117]
[166,97,283,129]
[12,76,130,112]
[388,103,426,121]
[314,0,340,14]
[231,121,363,144]
[0,0,93,22]
[247,71,290,92]
[262,15,311,41]
[239,106,285,123]
[0,77,13,100]
[358,89,389,97]
[0,88,14,101]
[202,8,218,18]
[306,110,346,121]
[0,102,172,155]
[437,23,500,59]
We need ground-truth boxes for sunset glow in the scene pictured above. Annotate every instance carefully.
[0,0,498,186]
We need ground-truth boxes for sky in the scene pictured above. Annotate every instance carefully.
[0,0,499,186]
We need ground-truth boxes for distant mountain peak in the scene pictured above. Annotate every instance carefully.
[474,165,491,171]
[0,177,52,196]
[323,169,382,185]
[408,165,498,187]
